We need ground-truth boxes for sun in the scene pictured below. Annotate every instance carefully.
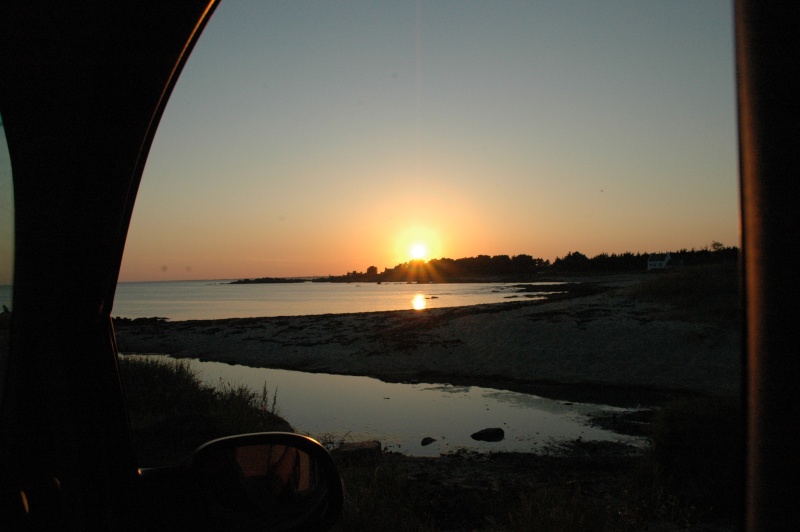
[395,226,440,264]
[410,243,428,261]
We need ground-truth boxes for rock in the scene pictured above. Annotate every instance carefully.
[421,437,437,446]
[470,428,504,442]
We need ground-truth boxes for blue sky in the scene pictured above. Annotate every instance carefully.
[1,1,739,283]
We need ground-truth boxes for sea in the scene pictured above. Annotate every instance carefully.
[1,280,563,320]
[109,280,564,321]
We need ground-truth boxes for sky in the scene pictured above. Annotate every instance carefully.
[1,1,739,284]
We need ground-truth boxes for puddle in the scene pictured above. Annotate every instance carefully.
[132,355,645,457]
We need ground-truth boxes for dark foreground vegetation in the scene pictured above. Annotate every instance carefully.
[330,395,741,531]
[119,356,291,467]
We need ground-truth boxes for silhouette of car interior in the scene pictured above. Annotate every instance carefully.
[0,2,798,530]
[0,3,342,530]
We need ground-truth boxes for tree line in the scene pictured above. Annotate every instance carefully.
[313,242,738,283]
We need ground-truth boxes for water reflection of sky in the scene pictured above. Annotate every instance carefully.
[111,281,565,321]
[133,355,643,457]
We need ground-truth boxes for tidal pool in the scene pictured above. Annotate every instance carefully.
[135,355,644,457]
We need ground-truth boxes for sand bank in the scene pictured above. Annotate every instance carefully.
[114,278,741,399]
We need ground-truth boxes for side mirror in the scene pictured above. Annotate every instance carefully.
[138,433,343,531]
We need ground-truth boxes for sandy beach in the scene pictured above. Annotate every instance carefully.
[114,276,741,400]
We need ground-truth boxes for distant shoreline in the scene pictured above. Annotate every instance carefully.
[228,276,307,284]
[112,277,596,322]
[114,274,741,405]
[225,274,615,285]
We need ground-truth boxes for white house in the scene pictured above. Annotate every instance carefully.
[647,253,672,271]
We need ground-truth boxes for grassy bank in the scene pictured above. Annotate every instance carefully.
[625,261,741,326]
[118,356,292,467]
[634,396,743,523]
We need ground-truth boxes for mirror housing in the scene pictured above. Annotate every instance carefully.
[138,433,343,531]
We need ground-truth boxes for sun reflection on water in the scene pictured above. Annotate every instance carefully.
[412,293,426,310]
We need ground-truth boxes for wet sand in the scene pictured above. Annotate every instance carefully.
[114,276,741,402]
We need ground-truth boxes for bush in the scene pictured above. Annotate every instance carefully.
[634,395,743,522]
[118,356,292,467]
[626,262,741,326]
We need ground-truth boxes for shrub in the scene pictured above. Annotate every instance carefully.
[626,262,741,326]
[118,355,292,467]
[634,395,743,522]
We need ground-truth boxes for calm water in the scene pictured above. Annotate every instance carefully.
[1,281,563,320]
[127,355,643,457]
[111,280,562,321]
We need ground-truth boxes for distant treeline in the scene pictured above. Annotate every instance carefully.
[549,243,739,273]
[311,242,739,283]
[229,242,738,285]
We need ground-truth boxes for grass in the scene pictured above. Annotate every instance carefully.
[328,452,632,531]
[625,261,741,326]
[118,355,291,467]
[322,395,743,531]
[631,395,744,524]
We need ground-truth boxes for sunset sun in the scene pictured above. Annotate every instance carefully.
[395,226,441,265]
[410,243,428,261]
